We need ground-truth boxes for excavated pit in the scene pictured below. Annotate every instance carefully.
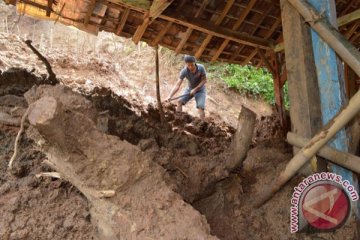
[0,68,357,240]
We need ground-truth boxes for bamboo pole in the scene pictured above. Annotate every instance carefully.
[155,45,165,123]
[254,87,360,208]
[286,0,360,77]
[287,132,360,174]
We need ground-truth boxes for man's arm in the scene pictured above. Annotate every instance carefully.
[190,75,207,96]
[166,78,183,100]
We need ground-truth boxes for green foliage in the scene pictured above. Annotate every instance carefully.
[204,63,289,109]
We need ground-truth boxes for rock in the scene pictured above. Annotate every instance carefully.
[138,138,158,151]
[63,212,76,230]
[0,182,11,195]
[9,228,30,240]
[8,196,20,213]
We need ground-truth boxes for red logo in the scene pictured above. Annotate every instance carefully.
[301,183,350,230]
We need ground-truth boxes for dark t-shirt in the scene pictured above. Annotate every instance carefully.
[179,63,206,89]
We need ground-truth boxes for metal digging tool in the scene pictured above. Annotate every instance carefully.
[168,93,190,101]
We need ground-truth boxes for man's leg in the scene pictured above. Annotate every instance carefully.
[195,88,206,120]
[177,88,191,112]
[198,108,205,120]
[177,101,183,112]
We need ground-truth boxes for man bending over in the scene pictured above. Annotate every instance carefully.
[166,55,207,120]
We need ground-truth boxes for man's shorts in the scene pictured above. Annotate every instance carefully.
[179,87,206,110]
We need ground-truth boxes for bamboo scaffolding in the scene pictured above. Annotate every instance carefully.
[255,86,360,207]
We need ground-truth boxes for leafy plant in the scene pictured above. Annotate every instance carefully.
[204,62,290,109]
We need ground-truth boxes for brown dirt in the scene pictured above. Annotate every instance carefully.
[0,113,96,240]
[0,13,357,239]
[194,140,357,240]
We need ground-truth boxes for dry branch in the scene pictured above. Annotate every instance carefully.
[155,45,165,123]
[24,40,58,85]
[8,108,29,170]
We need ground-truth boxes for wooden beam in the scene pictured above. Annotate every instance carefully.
[345,22,359,39]
[133,16,150,44]
[242,48,258,65]
[160,11,271,56]
[210,0,257,62]
[151,21,172,46]
[288,0,360,77]
[195,34,213,59]
[175,28,193,53]
[46,0,53,17]
[195,0,234,59]
[257,49,274,74]
[149,0,174,20]
[287,132,360,174]
[307,0,357,196]
[275,8,360,52]
[234,4,273,60]
[149,0,187,47]
[116,8,130,35]
[280,0,324,174]
[216,0,235,26]
[133,0,174,44]
[338,9,360,26]
[243,18,282,64]
[232,0,257,30]
[175,0,210,54]
[211,39,229,62]
[85,0,97,26]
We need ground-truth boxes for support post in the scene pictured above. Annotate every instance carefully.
[307,0,359,226]
[280,0,325,173]
[155,45,165,123]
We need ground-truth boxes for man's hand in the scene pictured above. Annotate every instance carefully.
[190,89,197,97]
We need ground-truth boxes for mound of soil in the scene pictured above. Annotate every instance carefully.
[0,67,357,240]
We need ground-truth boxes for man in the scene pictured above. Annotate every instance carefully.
[166,55,207,119]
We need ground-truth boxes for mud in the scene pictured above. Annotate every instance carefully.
[0,68,357,239]
[0,27,356,240]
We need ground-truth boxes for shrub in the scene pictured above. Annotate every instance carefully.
[205,63,289,109]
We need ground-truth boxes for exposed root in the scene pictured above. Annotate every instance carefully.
[97,190,116,198]
[35,172,62,179]
[8,107,29,171]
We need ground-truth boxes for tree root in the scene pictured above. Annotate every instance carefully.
[8,107,29,171]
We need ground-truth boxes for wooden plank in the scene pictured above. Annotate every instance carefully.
[338,9,360,26]
[280,0,324,175]
[149,0,174,19]
[160,11,271,51]
[85,0,97,25]
[232,0,257,30]
[116,8,130,35]
[175,28,193,53]
[211,39,229,62]
[230,4,273,62]
[243,18,281,64]
[257,49,274,74]
[345,22,359,39]
[195,0,234,59]
[133,16,150,44]
[149,0,186,47]
[210,0,257,62]
[308,0,358,197]
[216,0,235,26]
[175,0,210,54]
[133,0,174,44]
[195,34,213,58]
[151,21,172,46]
[287,132,360,175]
[275,8,360,52]
[242,48,258,65]
[46,0,53,17]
